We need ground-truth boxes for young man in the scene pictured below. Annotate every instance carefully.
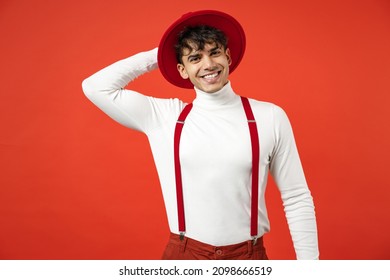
[82,10,319,260]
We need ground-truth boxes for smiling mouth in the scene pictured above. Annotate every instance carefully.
[200,71,221,79]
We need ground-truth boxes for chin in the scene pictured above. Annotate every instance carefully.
[197,82,222,93]
[202,87,222,94]
[205,83,227,93]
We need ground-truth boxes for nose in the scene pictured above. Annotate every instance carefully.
[202,55,217,71]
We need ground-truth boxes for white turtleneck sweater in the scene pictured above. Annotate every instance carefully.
[82,48,319,259]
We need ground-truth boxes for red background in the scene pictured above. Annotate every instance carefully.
[1,0,389,260]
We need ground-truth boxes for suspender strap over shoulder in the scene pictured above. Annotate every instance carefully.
[240,96,260,239]
[174,103,193,237]
[173,97,260,241]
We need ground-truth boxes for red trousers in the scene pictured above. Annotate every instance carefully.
[161,233,268,260]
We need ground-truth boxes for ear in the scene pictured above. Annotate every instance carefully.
[177,64,189,79]
[226,48,232,66]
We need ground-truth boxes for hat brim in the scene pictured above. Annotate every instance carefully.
[158,10,246,89]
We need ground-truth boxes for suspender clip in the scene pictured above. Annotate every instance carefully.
[179,232,186,241]
[252,236,258,245]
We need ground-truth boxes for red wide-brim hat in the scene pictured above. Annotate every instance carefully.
[158,10,246,89]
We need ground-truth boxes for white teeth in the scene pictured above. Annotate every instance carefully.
[203,73,218,79]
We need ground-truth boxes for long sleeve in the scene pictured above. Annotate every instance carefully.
[81,48,159,132]
[269,105,319,260]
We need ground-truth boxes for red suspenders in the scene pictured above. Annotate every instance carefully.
[173,97,260,243]
[173,103,193,236]
[240,96,260,239]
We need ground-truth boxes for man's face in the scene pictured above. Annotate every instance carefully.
[177,42,231,93]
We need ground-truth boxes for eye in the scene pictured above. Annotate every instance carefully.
[188,55,200,63]
[211,49,222,56]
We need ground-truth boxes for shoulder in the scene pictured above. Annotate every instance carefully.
[245,98,293,135]
[148,96,186,112]
[246,97,287,118]
[146,96,189,126]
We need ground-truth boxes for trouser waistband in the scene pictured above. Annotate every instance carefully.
[163,233,267,260]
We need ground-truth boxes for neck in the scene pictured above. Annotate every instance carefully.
[193,81,238,108]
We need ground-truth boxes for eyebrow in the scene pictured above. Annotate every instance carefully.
[185,46,222,61]
[208,46,221,53]
[187,53,201,61]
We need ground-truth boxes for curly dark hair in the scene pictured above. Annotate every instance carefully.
[175,25,228,64]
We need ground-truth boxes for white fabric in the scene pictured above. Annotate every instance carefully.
[82,48,319,259]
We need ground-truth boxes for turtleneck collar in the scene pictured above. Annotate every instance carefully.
[192,81,239,108]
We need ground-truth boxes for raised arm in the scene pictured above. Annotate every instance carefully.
[270,105,319,260]
[82,48,159,132]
